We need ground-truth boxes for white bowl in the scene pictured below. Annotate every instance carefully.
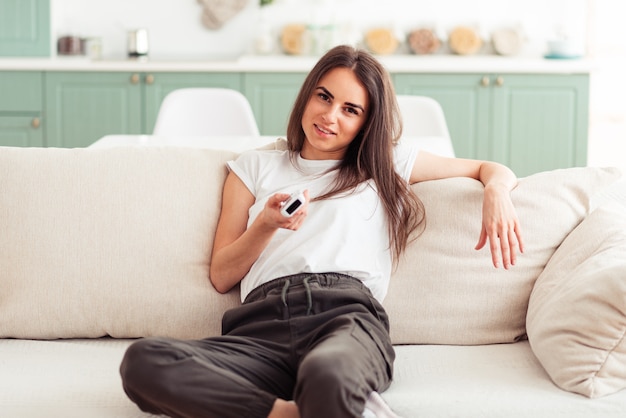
[547,40,582,57]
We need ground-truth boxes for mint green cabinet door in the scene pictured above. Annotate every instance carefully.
[0,116,44,146]
[0,72,43,111]
[0,72,44,146]
[0,0,50,56]
[394,73,589,176]
[490,75,589,176]
[143,72,242,134]
[393,74,491,160]
[244,73,307,136]
[45,72,142,147]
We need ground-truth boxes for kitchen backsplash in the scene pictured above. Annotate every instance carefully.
[50,0,588,60]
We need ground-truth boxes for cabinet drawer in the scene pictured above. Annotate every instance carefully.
[0,71,43,111]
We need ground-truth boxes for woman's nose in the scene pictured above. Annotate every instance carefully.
[322,106,339,122]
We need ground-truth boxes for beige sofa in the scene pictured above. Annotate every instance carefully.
[1,142,625,418]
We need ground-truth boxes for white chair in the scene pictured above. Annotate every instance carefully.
[396,95,455,157]
[152,88,260,136]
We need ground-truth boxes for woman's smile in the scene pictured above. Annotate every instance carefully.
[313,123,335,137]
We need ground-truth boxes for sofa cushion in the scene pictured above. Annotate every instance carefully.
[0,145,621,344]
[0,146,241,339]
[526,203,626,398]
[384,167,621,345]
[4,338,626,418]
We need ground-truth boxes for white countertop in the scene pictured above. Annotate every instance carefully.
[0,54,594,74]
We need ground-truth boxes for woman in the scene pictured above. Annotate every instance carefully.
[120,45,523,418]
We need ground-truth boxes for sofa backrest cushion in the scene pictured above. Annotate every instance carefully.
[384,167,621,345]
[0,146,620,343]
[0,146,240,339]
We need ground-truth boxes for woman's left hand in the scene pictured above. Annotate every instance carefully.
[475,183,524,269]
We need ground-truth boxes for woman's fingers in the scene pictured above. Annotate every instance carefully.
[478,219,523,269]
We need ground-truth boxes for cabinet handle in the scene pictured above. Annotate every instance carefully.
[145,74,155,85]
[480,76,490,87]
[495,76,504,87]
[130,73,140,84]
[31,117,41,129]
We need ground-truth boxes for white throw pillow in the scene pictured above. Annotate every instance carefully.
[0,146,240,339]
[385,167,621,345]
[527,204,626,398]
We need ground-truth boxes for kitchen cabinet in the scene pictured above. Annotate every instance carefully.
[393,73,589,177]
[243,73,307,136]
[490,74,589,176]
[0,0,50,57]
[0,72,44,146]
[0,116,43,147]
[1,61,590,177]
[45,72,142,148]
[45,72,241,147]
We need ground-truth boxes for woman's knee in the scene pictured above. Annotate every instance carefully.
[296,352,366,418]
[119,337,178,391]
[298,348,354,388]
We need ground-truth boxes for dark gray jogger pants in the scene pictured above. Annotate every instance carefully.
[120,272,395,418]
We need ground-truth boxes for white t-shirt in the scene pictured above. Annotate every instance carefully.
[227,142,419,302]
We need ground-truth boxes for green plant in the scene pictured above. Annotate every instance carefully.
[260,0,274,5]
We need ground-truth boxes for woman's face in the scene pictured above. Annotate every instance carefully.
[300,67,369,160]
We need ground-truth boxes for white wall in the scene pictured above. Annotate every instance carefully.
[50,0,588,60]
[585,0,626,170]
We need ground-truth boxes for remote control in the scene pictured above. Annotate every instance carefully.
[280,191,306,217]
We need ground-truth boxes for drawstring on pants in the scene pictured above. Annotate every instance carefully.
[279,277,313,316]
[281,279,291,307]
[302,277,313,316]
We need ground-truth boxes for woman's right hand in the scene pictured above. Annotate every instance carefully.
[261,190,309,231]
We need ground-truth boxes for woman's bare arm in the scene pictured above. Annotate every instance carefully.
[209,172,309,293]
[410,151,524,269]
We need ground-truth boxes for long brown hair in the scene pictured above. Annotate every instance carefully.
[286,45,425,261]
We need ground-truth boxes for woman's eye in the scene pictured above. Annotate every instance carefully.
[345,107,358,115]
[318,93,330,101]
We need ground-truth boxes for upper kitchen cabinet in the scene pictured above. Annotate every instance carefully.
[0,0,50,57]
[243,73,307,136]
[45,71,241,147]
[394,73,589,177]
[0,72,44,146]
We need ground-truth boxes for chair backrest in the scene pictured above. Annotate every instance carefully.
[396,95,455,157]
[152,88,260,136]
[396,95,451,139]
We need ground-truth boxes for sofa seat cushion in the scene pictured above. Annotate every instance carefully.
[0,338,142,418]
[527,203,626,398]
[1,339,625,418]
[384,342,626,418]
